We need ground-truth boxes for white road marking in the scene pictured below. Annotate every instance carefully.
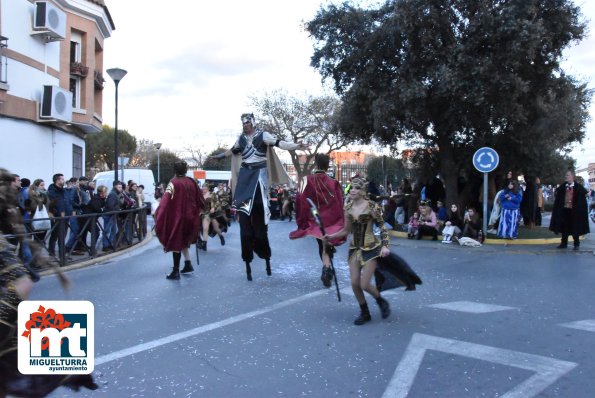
[382,333,577,398]
[559,319,595,333]
[95,289,326,366]
[427,300,516,313]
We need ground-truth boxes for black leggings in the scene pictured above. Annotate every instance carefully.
[238,184,271,262]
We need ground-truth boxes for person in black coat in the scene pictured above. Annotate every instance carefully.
[549,170,590,250]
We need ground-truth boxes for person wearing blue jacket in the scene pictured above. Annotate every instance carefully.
[498,180,523,239]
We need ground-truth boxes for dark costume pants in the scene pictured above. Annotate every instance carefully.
[239,184,271,263]
[560,208,579,245]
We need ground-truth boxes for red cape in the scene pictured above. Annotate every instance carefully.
[155,176,205,252]
[289,173,345,246]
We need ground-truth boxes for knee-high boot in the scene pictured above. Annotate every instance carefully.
[375,295,391,319]
[167,252,181,280]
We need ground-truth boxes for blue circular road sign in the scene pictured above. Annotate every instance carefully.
[473,147,499,173]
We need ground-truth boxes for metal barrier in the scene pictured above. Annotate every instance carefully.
[19,206,149,267]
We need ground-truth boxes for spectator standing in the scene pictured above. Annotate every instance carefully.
[47,174,67,257]
[549,170,590,250]
[103,181,122,251]
[498,180,523,239]
[64,177,80,253]
[27,179,49,242]
[535,177,543,226]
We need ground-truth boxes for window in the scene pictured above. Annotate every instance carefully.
[0,35,7,84]
[69,31,82,108]
[72,144,83,178]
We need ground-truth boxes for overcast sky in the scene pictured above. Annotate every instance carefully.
[102,0,595,169]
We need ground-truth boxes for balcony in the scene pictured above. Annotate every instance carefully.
[93,70,104,90]
[70,61,89,78]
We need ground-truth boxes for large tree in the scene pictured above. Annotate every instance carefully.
[307,0,591,205]
[130,139,159,168]
[86,125,137,171]
[203,147,232,170]
[250,90,351,179]
[148,149,182,184]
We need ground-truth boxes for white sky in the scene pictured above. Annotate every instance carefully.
[102,0,595,168]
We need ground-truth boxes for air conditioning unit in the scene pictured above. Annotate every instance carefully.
[40,85,73,122]
[32,1,66,41]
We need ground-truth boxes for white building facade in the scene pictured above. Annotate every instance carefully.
[0,0,114,182]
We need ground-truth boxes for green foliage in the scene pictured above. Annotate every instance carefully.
[250,90,350,179]
[307,0,591,205]
[366,156,407,188]
[148,149,182,184]
[203,147,232,170]
[85,125,137,170]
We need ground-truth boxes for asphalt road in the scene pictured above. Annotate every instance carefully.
[30,219,594,397]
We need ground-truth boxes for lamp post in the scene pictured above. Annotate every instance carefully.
[106,67,127,183]
[118,156,129,183]
[154,143,162,184]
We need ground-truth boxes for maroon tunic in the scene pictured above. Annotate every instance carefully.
[155,176,204,252]
[289,172,345,246]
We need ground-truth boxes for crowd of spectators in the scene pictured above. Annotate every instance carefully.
[9,172,148,266]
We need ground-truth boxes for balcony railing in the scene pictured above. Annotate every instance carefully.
[94,70,104,90]
[70,61,89,78]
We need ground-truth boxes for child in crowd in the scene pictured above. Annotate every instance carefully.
[407,211,419,239]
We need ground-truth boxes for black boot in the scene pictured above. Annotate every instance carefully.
[166,264,180,280]
[180,260,194,274]
[320,266,332,288]
[354,303,372,325]
[376,295,391,319]
[266,258,272,276]
[167,252,181,280]
[245,262,252,281]
[202,240,207,252]
[220,234,225,246]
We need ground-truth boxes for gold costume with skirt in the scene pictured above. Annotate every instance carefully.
[346,200,390,267]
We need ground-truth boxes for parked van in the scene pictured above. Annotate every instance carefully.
[188,170,231,186]
[93,168,157,213]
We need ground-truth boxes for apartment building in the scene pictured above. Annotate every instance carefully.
[0,0,114,182]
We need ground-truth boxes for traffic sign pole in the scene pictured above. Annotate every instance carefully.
[483,172,488,235]
[472,147,499,241]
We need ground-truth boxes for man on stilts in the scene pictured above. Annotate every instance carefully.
[210,113,307,281]
[155,161,205,280]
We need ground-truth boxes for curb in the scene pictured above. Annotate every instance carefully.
[40,233,155,276]
[389,230,586,245]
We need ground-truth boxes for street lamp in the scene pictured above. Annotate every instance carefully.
[154,142,162,184]
[106,67,127,183]
[118,156,129,183]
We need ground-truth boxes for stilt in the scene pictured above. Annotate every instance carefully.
[245,262,252,281]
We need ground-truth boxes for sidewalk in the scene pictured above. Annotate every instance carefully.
[390,213,595,254]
